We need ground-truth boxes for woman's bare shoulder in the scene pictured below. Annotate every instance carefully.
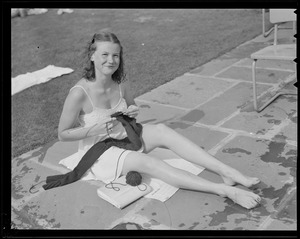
[75,78,88,87]
[121,80,132,93]
[67,79,87,102]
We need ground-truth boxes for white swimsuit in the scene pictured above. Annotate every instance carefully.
[59,84,143,184]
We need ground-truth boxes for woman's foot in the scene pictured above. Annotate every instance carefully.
[220,167,260,188]
[220,185,261,209]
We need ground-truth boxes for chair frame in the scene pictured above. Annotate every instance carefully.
[252,9,297,112]
[252,61,296,112]
[262,9,296,40]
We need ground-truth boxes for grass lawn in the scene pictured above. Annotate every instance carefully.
[12,9,271,157]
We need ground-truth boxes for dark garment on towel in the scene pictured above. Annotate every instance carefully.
[43,113,143,190]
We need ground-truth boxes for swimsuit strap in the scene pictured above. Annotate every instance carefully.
[70,85,95,109]
[118,84,123,98]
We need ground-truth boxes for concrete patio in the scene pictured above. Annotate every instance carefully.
[11,25,297,231]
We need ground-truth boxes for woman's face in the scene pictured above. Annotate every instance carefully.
[92,41,121,77]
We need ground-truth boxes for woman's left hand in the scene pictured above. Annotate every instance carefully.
[124,105,140,118]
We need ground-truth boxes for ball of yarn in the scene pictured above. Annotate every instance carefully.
[126,171,142,186]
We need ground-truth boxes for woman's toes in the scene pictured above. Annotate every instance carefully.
[252,199,259,207]
[250,195,261,208]
[245,198,258,209]
[228,188,261,209]
[254,195,261,203]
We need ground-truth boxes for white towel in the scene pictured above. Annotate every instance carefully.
[27,9,48,15]
[12,65,74,95]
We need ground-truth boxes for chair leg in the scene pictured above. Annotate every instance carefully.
[257,91,297,113]
[256,73,297,113]
[262,9,266,36]
[262,9,274,37]
[252,59,258,111]
[274,24,278,45]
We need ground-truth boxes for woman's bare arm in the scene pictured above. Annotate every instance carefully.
[58,88,109,141]
[122,81,140,118]
[122,81,136,106]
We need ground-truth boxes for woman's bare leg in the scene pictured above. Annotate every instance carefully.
[121,151,261,209]
[140,124,260,188]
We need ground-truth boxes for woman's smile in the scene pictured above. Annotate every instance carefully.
[92,41,121,77]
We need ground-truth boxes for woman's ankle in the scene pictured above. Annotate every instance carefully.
[214,183,230,198]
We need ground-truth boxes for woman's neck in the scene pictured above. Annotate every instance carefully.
[93,74,115,89]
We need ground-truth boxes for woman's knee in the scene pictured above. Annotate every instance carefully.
[140,123,171,152]
[149,123,171,142]
[144,123,169,134]
[122,152,160,174]
[144,123,168,134]
[155,123,169,134]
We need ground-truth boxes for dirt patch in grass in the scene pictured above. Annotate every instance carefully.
[12,9,269,157]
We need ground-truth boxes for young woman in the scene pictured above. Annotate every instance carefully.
[58,30,261,209]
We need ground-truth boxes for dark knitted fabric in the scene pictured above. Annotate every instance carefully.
[42,113,143,190]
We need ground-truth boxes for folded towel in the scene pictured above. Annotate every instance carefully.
[12,65,74,95]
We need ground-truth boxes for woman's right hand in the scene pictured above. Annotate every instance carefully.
[89,116,118,136]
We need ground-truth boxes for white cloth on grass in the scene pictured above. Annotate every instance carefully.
[27,9,48,15]
[12,65,73,95]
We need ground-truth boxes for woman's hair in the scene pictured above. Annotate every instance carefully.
[82,31,126,84]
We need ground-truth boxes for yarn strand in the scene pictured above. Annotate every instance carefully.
[104,117,144,191]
